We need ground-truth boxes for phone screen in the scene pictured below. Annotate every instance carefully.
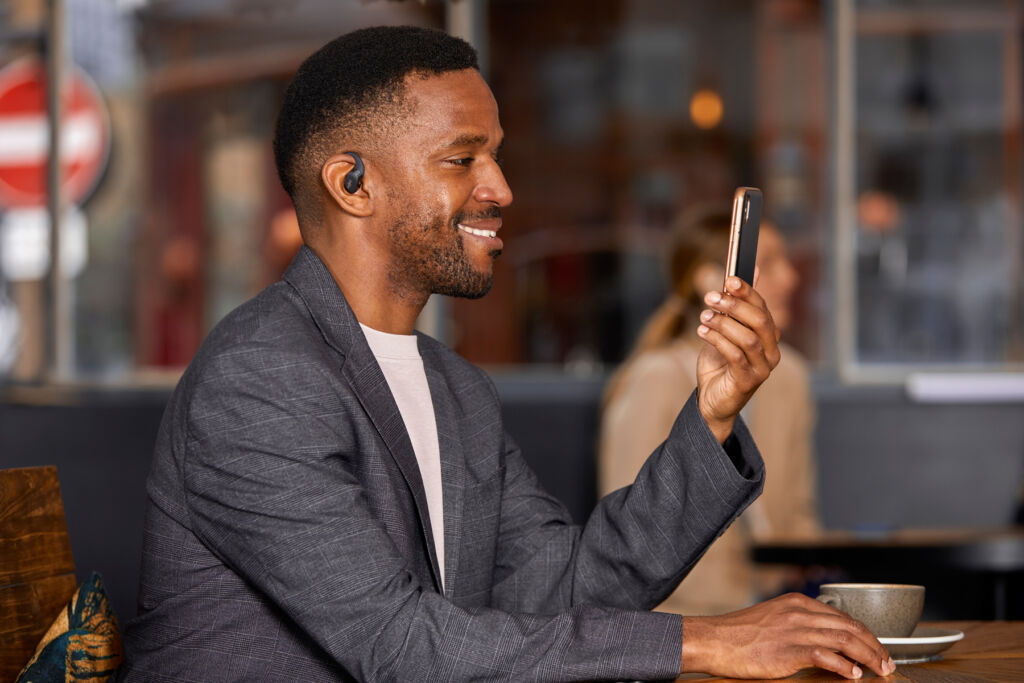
[726,187,762,287]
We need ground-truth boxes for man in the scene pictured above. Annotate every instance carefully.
[120,26,894,681]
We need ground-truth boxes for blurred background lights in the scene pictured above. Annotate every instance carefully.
[689,88,723,129]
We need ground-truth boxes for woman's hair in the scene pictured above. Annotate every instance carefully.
[602,206,733,409]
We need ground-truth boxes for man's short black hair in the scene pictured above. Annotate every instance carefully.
[273,25,479,208]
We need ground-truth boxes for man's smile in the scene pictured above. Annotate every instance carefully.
[455,211,503,249]
[457,223,498,238]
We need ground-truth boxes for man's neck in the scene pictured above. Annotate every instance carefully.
[306,241,426,335]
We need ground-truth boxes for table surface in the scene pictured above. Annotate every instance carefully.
[678,621,1024,682]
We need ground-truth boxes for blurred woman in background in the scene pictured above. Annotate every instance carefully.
[599,207,820,616]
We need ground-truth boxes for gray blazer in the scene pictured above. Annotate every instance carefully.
[119,246,764,682]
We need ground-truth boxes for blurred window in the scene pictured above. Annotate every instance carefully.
[0,0,445,383]
[6,1,1018,387]
[2,0,831,383]
[464,0,829,368]
[836,0,1024,380]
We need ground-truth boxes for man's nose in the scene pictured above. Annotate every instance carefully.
[475,160,513,207]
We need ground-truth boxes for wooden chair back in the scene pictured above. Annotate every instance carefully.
[0,466,77,680]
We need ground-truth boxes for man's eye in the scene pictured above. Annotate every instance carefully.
[447,157,474,167]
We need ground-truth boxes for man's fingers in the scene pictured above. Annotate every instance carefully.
[775,595,895,677]
[805,645,863,680]
[704,285,780,367]
[805,627,894,678]
[696,322,760,389]
[723,275,766,308]
[699,311,772,381]
[712,293,777,355]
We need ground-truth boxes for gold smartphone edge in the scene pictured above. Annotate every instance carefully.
[724,188,747,290]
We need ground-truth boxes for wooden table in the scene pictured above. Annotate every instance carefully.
[680,621,1024,681]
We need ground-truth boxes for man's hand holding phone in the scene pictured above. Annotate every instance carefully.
[695,187,779,444]
[695,274,780,443]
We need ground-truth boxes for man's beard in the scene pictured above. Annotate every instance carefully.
[387,207,501,300]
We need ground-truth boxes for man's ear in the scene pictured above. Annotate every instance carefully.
[322,153,373,217]
[693,262,726,296]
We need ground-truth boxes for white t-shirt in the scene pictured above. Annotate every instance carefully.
[359,323,445,591]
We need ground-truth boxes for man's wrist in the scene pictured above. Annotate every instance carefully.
[703,414,736,445]
[680,615,716,675]
[694,388,737,444]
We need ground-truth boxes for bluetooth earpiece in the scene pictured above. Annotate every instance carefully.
[343,152,364,194]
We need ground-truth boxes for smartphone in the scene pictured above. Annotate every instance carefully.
[724,187,762,287]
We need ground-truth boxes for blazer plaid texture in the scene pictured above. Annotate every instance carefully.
[118,246,764,682]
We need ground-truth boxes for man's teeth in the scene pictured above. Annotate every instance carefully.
[458,224,496,238]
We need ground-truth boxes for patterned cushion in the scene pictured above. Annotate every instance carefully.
[15,572,122,682]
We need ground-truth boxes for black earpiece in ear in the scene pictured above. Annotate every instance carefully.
[343,152,364,194]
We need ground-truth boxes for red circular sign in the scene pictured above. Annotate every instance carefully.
[0,57,111,208]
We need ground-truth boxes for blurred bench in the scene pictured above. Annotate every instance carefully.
[1,389,163,628]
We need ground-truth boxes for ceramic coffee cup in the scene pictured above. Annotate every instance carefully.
[816,583,925,638]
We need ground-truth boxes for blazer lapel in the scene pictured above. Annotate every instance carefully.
[341,350,444,592]
[420,346,466,600]
[283,247,443,592]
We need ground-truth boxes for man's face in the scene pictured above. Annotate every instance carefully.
[378,69,513,300]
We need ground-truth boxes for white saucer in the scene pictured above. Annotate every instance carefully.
[878,626,964,664]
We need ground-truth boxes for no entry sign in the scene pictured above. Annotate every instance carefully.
[0,57,110,208]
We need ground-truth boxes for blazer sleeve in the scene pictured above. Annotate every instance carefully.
[180,342,685,682]
[491,386,765,615]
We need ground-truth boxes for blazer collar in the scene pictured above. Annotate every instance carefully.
[282,246,445,593]
[282,245,362,358]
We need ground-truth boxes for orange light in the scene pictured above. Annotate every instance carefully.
[689,88,723,130]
